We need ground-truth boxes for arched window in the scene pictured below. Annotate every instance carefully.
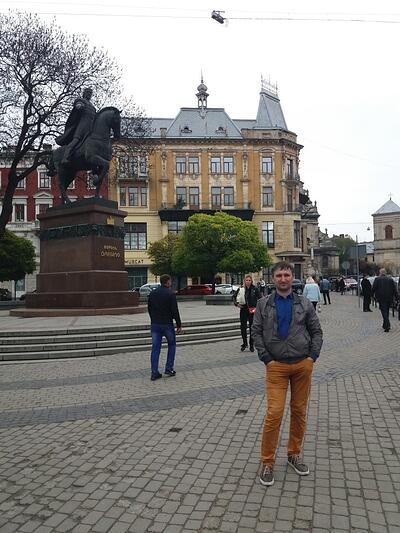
[385,225,393,240]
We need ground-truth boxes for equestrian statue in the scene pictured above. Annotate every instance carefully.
[47,88,121,204]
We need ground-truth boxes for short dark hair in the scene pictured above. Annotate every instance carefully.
[271,261,295,275]
[160,274,171,286]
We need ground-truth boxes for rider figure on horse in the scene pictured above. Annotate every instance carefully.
[56,87,97,166]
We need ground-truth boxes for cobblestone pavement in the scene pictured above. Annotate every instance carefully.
[1,294,400,533]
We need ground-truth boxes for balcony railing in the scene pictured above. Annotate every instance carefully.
[159,202,252,210]
[117,171,149,181]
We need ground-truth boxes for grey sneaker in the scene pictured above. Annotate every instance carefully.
[287,454,309,475]
[259,464,275,486]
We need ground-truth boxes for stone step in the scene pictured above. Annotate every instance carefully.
[0,316,237,338]
[1,333,242,361]
[0,320,238,346]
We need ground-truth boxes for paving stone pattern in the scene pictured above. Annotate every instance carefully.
[1,294,400,532]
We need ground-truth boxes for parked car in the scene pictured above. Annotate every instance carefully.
[215,283,240,295]
[177,284,213,296]
[19,290,37,301]
[139,283,161,296]
[0,288,12,301]
[292,279,304,294]
[344,278,358,291]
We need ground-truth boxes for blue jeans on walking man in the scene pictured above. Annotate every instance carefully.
[150,323,176,377]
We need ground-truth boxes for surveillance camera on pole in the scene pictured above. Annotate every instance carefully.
[211,10,226,24]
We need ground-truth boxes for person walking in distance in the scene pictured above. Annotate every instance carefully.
[234,274,261,352]
[361,273,373,312]
[302,277,321,309]
[252,261,323,486]
[319,277,331,305]
[148,274,182,381]
[339,277,346,295]
[372,268,398,332]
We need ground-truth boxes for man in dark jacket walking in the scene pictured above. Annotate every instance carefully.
[252,261,323,487]
[234,274,261,352]
[361,274,373,312]
[372,269,398,332]
[148,274,182,381]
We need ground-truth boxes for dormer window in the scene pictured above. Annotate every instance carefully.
[181,126,192,134]
[216,126,226,134]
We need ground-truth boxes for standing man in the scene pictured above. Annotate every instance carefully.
[361,273,373,312]
[252,261,323,486]
[372,269,398,332]
[319,277,331,305]
[234,274,261,352]
[148,274,182,381]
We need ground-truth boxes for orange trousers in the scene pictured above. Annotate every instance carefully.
[261,358,313,466]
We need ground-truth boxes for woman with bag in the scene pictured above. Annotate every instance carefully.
[234,274,261,352]
[302,276,321,310]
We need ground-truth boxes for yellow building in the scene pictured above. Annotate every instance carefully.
[110,79,319,289]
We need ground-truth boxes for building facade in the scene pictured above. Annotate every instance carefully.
[372,198,400,275]
[109,79,320,288]
[0,151,108,297]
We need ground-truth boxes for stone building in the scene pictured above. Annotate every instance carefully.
[110,78,321,288]
[372,198,400,275]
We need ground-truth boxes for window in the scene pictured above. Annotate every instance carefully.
[287,188,293,211]
[128,187,139,206]
[176,157,186,174]
[223,156,234,174]
[87,173,96,190]
[168,221,187,234]
[287,159,294,178]
[16,178,26,189]
[211,157,221,174]
[322,256,329,268]
[139,158,147,175]
[120,187,126,206]
[262,186,273,207]
[124,223,147,250]
[211,187,221,208]
[189,187,199,207]
[38,204,50,215]
[125,186,148,207]
[261,156,273,174]
[176,187,187,205]
[188,157,199,174]
[15,204,25,222]
[294,221,301,248]
[118,156,147,177]
[39,170,50,189]
[140,188,148,207]
[262,222,274,248]
[224,187,234,206]
[385,225,393,239]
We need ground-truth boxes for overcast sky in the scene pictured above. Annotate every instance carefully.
[2,0,400,242]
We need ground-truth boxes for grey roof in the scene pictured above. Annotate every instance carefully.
[233,119,257,130]
[255,89,287,129]
[147,86,288,139]
[373,199,400,215]
[165,108,243,139]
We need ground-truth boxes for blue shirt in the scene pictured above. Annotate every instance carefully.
[275,292,293,339]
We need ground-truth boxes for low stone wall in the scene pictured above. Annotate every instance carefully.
[205,295,234,306]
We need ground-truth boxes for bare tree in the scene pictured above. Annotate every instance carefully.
[0,11,151,234]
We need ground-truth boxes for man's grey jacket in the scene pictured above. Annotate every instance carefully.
[252,292,323,365]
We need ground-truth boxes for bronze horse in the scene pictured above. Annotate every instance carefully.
[48,106,121,204]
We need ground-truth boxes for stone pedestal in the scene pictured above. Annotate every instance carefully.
[15,198,143,317]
